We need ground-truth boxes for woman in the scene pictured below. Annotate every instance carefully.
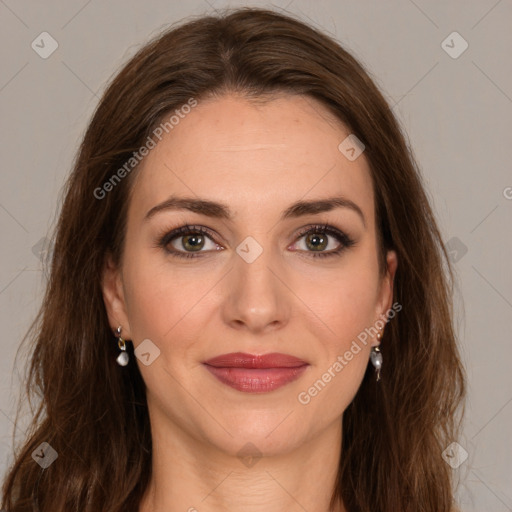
[1,7,466,512]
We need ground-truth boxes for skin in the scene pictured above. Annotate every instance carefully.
[102,93,397,512]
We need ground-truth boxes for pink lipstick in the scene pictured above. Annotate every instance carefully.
[203,352,309,393]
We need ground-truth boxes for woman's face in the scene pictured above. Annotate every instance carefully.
[103,93,397,458]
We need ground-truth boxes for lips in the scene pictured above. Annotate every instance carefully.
[204,352,307,369]
[203,352,309,393]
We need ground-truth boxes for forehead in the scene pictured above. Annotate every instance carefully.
[129,93,375,227]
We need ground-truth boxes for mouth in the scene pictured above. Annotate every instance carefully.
[202,352,309,393]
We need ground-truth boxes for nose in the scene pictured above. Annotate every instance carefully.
[221,242,291,334]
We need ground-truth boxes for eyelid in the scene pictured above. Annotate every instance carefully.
[290,223,355,253]
[156,224,221,250]
[156,222,355,258]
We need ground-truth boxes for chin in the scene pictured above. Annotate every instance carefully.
[203,411,312,458]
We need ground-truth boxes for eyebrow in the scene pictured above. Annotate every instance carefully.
[144,195,366,227]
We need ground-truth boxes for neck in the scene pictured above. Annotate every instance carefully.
[139,408,346,512]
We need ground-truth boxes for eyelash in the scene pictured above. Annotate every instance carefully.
[156,223,355,260]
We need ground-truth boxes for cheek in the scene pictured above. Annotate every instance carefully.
[294,266,378,415]
[290,250,380,406]
[121,249,219,349]
[296,254,381,348]
[331,268,379,344]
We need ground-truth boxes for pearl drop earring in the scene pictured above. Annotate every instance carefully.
[115,326,129,366]
[370,330,383,381]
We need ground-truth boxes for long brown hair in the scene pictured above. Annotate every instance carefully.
[2,7,465,511]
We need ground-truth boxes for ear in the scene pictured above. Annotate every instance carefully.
[375,249,398,325]
[101,252,132,339]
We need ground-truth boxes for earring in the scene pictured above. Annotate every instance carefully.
[370,330,382,381]
[115,326,129,366]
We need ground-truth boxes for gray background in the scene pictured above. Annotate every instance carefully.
[1,0,511,509]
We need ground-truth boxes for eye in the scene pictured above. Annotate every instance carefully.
[157,225,222,259]
[156,223,355,260]
[291,224,355,258]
